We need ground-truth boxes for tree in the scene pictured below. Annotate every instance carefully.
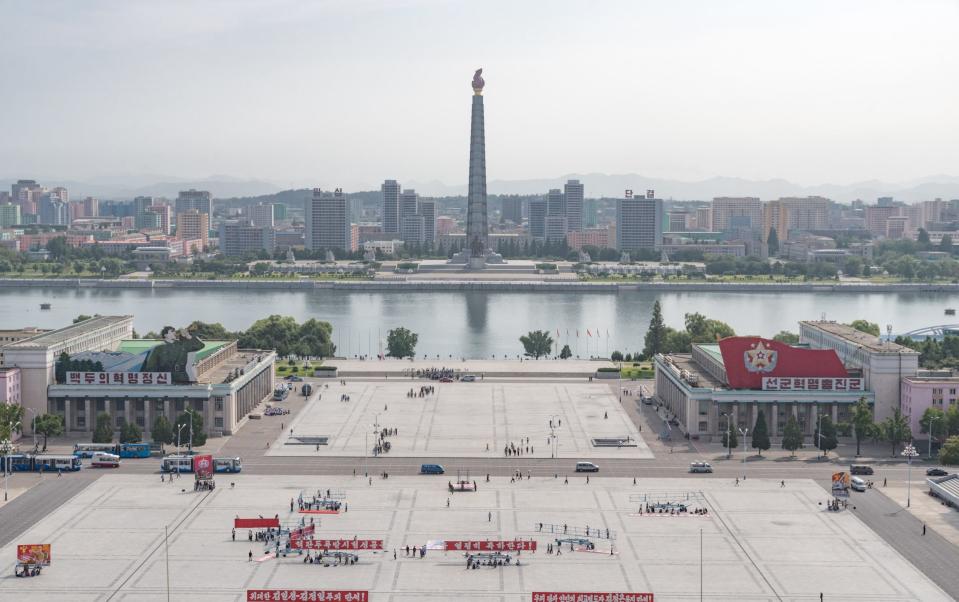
[781,414,803,456]
[92,412,114,443]
[187,321,236,340]
[720,421,738,455]
[120,420,142,444]
[843,256,863,277]
[919,407,946,449]
[33,414,64,451]
[520,330,554,359]
[684,313,735,343]
[0,403,24,441]
[386,327,418,359]
[848,320,881,337]
[610,350,623,362]
[772,331,799,345]
[917,228,931,247]
[881,407,912,457]
[174,411,206,448]
[850,396,874,457]
[767,227,779,257]
[238,315,301,357]
[940,234,954,253]
[560,345,573,359]
[152,414,174,445]
[814,414,838,455]
[46,236,69,261]
[73,314,93,324]
[643,300,668,358]
[298,319,335,357]
[751,410,770,456]
[940,435,959,465]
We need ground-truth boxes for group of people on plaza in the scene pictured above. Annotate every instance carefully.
[403,544,427,558]
[302,551,357,566]
[415,367,457,380]
[408,385,435,397]
[339,393,352,402]
[505,438,533,457]
[466,553,516,568]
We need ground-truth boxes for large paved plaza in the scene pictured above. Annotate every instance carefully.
[0,474,949,601]
[269,381,653,459]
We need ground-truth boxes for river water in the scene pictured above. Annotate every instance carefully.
[2,287,956,358]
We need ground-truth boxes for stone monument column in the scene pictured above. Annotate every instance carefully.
[466,68,489,269]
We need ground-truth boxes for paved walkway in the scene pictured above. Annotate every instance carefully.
[0,472,100,548]
[848,486,959,600]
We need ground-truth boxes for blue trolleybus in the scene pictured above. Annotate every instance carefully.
[160,455,242,473]
[1,454,82,472]
[74,442,151,459]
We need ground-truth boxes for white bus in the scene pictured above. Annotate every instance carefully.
[73,443,119,458]
[160,455,193,473]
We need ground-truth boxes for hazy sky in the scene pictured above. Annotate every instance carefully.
[2,0,958,190]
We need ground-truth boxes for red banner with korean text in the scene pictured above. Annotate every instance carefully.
[235,518,280,529]
[718,336,847,390]
[290,524,316,539]
[247,591,368,602]
[17,544,51,566]
[193,454,214,479]
[532,594,653,602]
[445,540,537,552]
[290,539,383,550]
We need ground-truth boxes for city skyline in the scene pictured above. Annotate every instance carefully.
[2,1,958,191]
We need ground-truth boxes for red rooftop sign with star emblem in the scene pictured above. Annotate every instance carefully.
[718,337,848,390]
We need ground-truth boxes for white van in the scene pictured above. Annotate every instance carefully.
[575,461,599,473]
[850,476,867,492]
[91,452,120,468]
[689,462,713,473]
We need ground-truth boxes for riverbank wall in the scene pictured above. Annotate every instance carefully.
[3,277,959,294]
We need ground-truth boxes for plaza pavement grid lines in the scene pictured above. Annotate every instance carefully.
[0,474,950,601]
[268,381,654,460]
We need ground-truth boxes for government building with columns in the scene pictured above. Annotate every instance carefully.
[2,316,275,439]
[654,336,874,442]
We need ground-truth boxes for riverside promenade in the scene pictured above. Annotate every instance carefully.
[3,277,959,293]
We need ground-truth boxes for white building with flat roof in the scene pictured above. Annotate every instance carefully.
[799,321,919,421]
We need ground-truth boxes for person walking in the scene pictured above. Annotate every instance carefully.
[232,528,236,541]
[922,523,927,536]
[488,511,491,522]
[248,550,253,562]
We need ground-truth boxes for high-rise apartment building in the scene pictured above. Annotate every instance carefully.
[82,197,99,218]
[865,205,899,238]
[694,207,712,231]
[0,203,20,228]
[401,214,426,245]
[146,204,171,234]
[419,200,436,244]
[616,194,663,251]
[381,180,401,234]
[529,198,547,240]
[11,180,41,215]
[711,197,762,232]
[132,196,155,229]
[564,180,584,232]
[250,203,275,229]
[545,215,568,242]
[175,189,212,219]
[585,199,598,228]
[306,188,353,253]
[176,209,209,247]
[39,194,70,225]
[547,188,566,218]
[667,211,688,232]
[501,197,523,224]
[762,196,830,241]
[218,219,273,256]
[400,189,418,222]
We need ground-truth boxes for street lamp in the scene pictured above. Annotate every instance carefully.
[184,407,196,454]
[25,408,37,452]
[928,415,940,460]
[175,423,187,478]
[738,427,749,465]
[902,443,919,508]
[3,420,21,502]
[720,412,731,459]
[817,411,824,459]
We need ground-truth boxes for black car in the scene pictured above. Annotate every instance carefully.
[926,467,949,477]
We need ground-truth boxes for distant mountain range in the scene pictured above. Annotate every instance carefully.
[408,173,959,203]
[3,173,959,203]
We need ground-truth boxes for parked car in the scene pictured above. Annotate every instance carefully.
[461,375,477,382]
[439,377,453,383]
[420,464,445,475]
[850,476,868,492]
[926,467,949,477]
[850,464,874,475]
[575,461,599,473]
[288,375,304,382]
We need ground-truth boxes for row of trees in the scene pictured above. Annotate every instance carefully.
[90,411,207,447]
[136,317,336,359]
[642,302,736,358]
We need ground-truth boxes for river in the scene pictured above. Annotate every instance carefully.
[2,287,956,358]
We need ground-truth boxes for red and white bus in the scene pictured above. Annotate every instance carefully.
[91,452,121,468]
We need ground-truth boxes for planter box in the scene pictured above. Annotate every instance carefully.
[594,370,621,380]
[313,367,338,378]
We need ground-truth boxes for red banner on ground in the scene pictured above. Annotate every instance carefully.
[290,539,383,550]
[718,336,847,390]
[193,454,214,479]
[532,594,653,602]
[290,524,316,539]
[17,544,51,566]
[247,591,367,601]
[445,540,537,552]
[235,518,281,529]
